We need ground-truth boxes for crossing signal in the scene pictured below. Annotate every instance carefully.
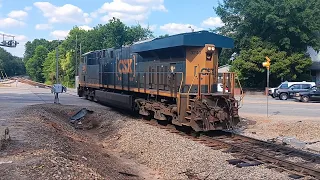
[263,56,271,69]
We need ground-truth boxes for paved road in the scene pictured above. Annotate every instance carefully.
[238,95,320,117]
[0,82,99,110]
[1,82,319,118]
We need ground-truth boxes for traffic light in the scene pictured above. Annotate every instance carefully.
[262,56,271,69]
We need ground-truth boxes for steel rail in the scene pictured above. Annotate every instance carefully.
[200,135,320,179]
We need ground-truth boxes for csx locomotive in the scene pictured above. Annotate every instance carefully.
[77,30,240,132]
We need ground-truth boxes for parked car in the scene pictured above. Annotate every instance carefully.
[268,82,291,98]
[268,81,314,98]
[294,86,320,102]
[276,82,316,100]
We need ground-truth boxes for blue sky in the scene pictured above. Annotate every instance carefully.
[0,0,224,57]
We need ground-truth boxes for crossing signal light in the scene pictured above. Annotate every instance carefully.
[263,56,271,69]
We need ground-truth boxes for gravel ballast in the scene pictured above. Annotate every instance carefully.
[103,121,292,180]
[1,102,314,179]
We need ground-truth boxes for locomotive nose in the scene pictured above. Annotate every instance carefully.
[205,45,215,61]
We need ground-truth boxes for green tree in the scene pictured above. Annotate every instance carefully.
[158,34,169,38]
[25,17,155,87]
[42,51,57,84]
[0,48,25,77]
[25,45,49,82]
[125,24,154,45]
[215,0,320,53]
[231,37,312,88]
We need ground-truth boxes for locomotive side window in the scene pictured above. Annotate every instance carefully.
[110,51,114,58]
[103,50,106,58]
[170,63,176,73]
[194,66,198,77]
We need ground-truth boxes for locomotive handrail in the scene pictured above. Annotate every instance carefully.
[99,71,185,96]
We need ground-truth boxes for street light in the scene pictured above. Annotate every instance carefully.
[262,56,271,117]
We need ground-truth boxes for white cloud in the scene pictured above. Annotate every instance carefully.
[140,23,157,31]
[79,25,93,31]
[8,10,28,20]
[35,24,53,30]
[101,12,146,23]
[98,0,147,14]
[0,18,25,28]
[121,0,167,11]
[50,30,70,40]
[159,23,203,35]
[24,6,32,11]
[201,17,224,28]
[96,0,167,23]
[34,2,92,24]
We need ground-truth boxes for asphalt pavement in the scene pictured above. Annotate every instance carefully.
[0,82,99,110]
[238,95,320,117]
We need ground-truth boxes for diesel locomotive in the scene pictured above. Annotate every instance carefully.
[77,30,240,132]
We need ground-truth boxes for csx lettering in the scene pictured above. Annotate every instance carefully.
[118,59,133,74]
[191,51,201,55]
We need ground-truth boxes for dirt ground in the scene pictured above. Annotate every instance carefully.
[236,112,320,152]
[0,104,162,180]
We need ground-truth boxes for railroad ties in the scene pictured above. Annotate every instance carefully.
[143,119,320,180]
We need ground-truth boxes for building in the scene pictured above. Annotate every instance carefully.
[308,47,320,85]
[217,64,230,82]
[218,64,230,74]
[311,62,320,85]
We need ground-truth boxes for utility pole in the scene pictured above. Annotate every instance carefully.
[80,43,82,62]
[262,56,271,117]
[75,35,78,76]
[56,47,59,84]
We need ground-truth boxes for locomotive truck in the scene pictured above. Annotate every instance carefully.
[77,30,240,132]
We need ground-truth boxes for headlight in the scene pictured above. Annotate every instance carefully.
[208,47,212,50]
[207,46,215,51]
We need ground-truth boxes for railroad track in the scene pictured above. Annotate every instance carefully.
[144,119,320,180]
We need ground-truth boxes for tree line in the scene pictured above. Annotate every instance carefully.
[23,0,320,89]
[0,47,25,78]
[214,0,320,88]
[24,17,154,87]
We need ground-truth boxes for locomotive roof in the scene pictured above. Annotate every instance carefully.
[131,30,234,53]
